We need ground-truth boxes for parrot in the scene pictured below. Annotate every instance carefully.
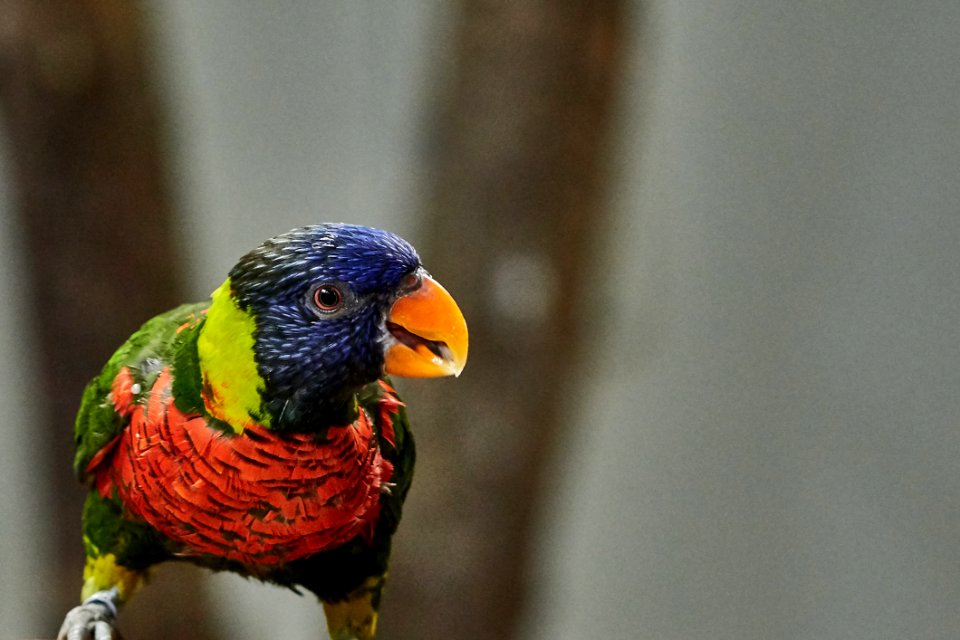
[56,223,468,640]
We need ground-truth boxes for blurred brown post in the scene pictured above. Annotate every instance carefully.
[383,1,627,639]
[0,1,215,638]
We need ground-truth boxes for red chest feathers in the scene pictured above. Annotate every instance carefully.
[90,367,395,567]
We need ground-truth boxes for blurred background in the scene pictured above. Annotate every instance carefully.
[2,1,960,639]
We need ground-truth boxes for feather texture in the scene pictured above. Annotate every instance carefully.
[87,366,401,567]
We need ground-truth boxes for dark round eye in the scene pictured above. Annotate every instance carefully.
[400,271,422,293]
[312,284,343,312]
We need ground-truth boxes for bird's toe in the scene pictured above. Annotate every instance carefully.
[57,589,121,640]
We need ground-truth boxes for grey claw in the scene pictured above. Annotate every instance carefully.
[58,588,121,640]
[94,619,116,640]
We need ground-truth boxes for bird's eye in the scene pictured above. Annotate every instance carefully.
[312,284,344,313]
[400,271,423,293]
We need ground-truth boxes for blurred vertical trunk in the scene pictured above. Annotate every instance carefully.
[384,1,626,639]
[0,1,215,638]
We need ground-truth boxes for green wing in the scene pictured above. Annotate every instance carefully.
[73,302,208,480]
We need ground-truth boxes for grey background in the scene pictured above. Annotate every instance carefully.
[3,2,960,639]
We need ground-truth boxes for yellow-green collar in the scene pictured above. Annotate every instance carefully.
[197,279,269,432]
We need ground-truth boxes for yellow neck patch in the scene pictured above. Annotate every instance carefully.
[197,279,269,432]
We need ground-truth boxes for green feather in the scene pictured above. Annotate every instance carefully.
[73,303,207,480]
[82,491,170,571]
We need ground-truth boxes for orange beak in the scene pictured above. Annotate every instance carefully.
[384,274,468,378]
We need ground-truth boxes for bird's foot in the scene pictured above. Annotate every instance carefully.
[57,587,122,640]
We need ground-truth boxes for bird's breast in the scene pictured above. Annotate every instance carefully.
[96,367,396,566]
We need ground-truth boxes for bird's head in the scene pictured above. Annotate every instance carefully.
[196,224,468,431]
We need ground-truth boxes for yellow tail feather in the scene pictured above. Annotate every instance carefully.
[81,553,146,602]
[322,576,385,640]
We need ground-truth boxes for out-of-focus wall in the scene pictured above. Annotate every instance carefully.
[0,134,55,638]
[523,2,960,639]
[5,1,960,639]
[146,1,452,295]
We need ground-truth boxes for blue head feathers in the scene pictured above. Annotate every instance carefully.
[228,223,422,428]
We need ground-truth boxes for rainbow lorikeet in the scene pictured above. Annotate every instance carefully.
[57,224,468,640]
